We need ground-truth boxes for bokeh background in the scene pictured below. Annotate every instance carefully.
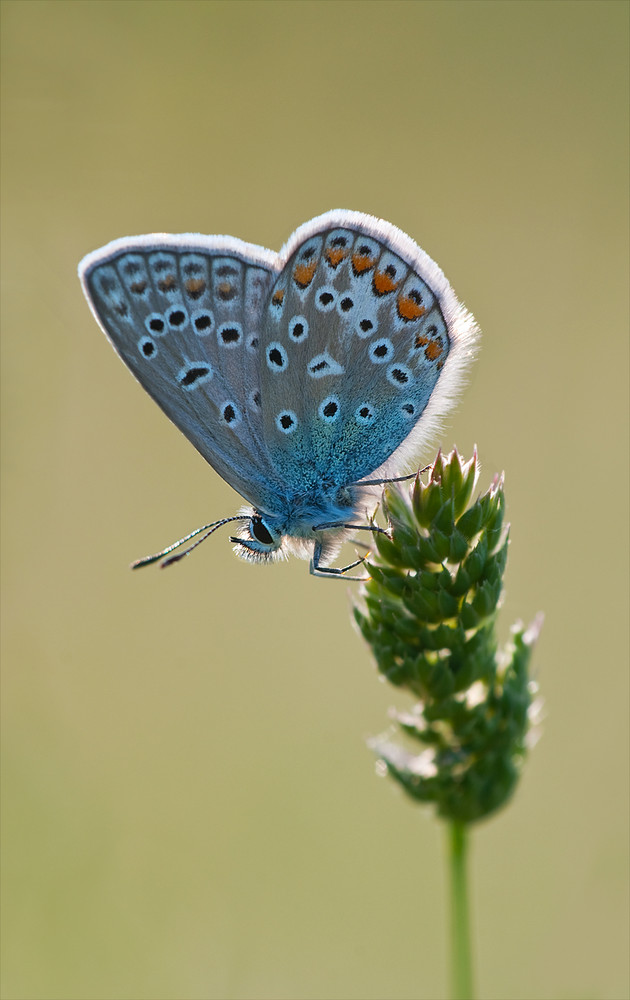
[2,2,628,998]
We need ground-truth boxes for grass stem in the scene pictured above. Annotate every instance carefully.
[449,820,474,1000]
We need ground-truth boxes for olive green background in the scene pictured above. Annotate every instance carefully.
[2,2,628,998]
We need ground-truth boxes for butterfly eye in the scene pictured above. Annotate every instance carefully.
[250,516,274,546]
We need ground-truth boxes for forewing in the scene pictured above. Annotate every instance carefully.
[258,211,478,489]
[79,234,282,510]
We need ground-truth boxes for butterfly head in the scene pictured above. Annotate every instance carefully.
[230,511,285,563]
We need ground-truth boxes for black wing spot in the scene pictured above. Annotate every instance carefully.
[141,340,155,357]
[194,313,212,332]
[356,403,376,425]
[180,366,211,387]
[168,309,186,327]
[220,326,241,345]
[269,348,284,367]
[275,409,298,433]
[149,317,164,333]
[340,297,353,312]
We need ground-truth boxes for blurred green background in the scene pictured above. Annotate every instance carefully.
[2,2,628,998]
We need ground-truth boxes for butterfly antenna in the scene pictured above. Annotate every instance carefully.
[131,516,248,570]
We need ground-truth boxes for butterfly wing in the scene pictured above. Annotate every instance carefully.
[258,210,478,490]
[79,234,284,511]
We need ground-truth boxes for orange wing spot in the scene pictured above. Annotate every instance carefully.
[351,252,376,275]
[217,281,238,301]
[373,270,400,296]
[398,295,426,321]
[157,275,177,293]
[293,260,318,288]
[130,280,147,295]
[271,289,285,307]
[425,341,443,361]
[185,278,206,297]
[437,360,444,370]
[414,333,429,349]
[326,247,347,268]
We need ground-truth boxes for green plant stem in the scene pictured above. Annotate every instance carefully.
[449,820,474,1000]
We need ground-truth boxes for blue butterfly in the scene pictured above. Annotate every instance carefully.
[79,210,478,576]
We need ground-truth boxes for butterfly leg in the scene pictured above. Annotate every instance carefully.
[312,521,390,536]
[354,465,430,487]
[310,542,368,581]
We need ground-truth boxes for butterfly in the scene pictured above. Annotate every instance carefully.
[79,210,478,576]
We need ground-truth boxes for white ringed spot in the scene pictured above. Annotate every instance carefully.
[387,363,414,388]
[307,352,345,379]
[192,310,214,336]
[288,315,309,342]
[144,313,166,336]
[318,396,341,423]
[220,401,242,427]
[177,363,213,390]
[217,322,243,348]
[369,338,394,364]
[266,342,289,372]
[138,336,157,359]
[336,293,355,316]
[314,285,337,312]
[167,305,188,329]
[276,410,297,434]
[355,316,377,339]
[355,403,376,425]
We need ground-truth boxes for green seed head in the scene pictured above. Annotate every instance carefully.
[355,449,542,824]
